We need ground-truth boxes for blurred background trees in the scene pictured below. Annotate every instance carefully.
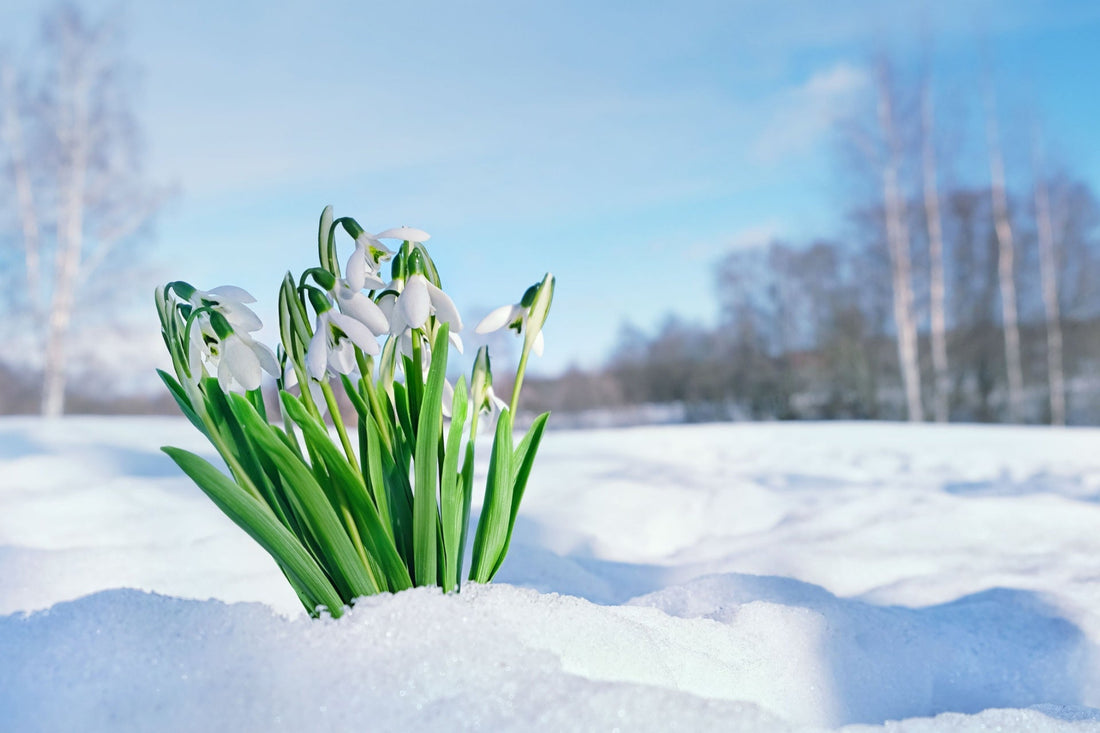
[0,4,166,415]
[0,5,1095,425]
[525,43,1100,426]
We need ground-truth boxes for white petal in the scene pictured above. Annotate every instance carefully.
[532,329,545,357]
[488,387,508,414]
[310,380,328,417]
[306,320,329,380]
[221,302,263,332]
[224,336,263,390]
[329,310,382,356]
[476,304,521,334]
[217,357,233,392]
[375,226,430,242]
[338,288,389,334]
[250,341,280,376]
[329,339,357,374]
[207,285,256,304]
[401,275,432,329]
[398,331,415,359]
[425,281,463,331]
[345,244,367,292]
[385,296,408,336]
[356,231,388,255]
[449,331,464,354]
[188,338,204,380]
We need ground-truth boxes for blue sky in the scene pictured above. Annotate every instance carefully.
[3,0,1100,376]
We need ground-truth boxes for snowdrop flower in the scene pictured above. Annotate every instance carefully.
[476,292,545,357]
[469,346,508,418]
[334,283,389,336]
[187,284,263,334]
[481,383,508,417]
[307,308,383,381]
[217,331,279,391]
[344,232,392,292]
[378,274,464,349]
[188,310,278,391]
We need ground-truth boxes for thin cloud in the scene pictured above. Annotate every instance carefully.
[751,62,869,164]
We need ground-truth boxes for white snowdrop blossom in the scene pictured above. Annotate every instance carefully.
[217,332,279,391]
[476,301,544,357]
[183,287,277,389]
[187,320,277,391]
[379,274,464,349]
[344,233,391,292]
[307,309,383,380]
[482,383,508,417]
[335,283,389,335]
[188,285,263,334]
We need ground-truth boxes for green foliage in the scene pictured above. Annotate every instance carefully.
[156,207,554,617]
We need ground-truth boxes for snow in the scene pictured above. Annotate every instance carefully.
[2,417,1100,731]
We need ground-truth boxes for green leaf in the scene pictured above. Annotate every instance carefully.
[340,373,370,419]
[157,369,206,435]
[361,412,392,537]
[469,411,514,583]
[489,411,550,579]
[412,323,449,586]
[162,446,344,617]
[392,381,415,459]
[456,441,475,588]
[281,392,412,592]
[440,376,469,592]
[403,352,424,437]
[226,393,378,600]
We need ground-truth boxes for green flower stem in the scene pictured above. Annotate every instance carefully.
[181,377,269,508]
[468,405,482,445]
[356,349,394,449]
[339,495,374,584]
[320,380,360,474]
[508,340,534,429]
[285,289,324,423]
[180,305,217,379]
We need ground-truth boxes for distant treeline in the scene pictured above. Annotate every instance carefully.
[524,182,1100,426]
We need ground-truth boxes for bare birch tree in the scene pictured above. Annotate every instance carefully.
[1032,129,1066,425]
[0,5,164,416]
[920,75,949,423]
[984,87,1024,421]
[0,60,43,322]
[876,58,923,422]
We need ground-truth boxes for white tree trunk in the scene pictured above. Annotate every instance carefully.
[40,30,90,417]
[986,107,1024,422]
[1033,142,1066,426]
[921,80,949,423]
[0,61,42,317]
[878,62,923,422]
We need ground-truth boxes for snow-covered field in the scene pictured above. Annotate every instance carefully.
[3,417,1100,731]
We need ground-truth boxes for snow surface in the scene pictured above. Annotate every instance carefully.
[2,417,1100,731]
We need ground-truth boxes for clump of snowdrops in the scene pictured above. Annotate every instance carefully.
[155,207,554,617]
